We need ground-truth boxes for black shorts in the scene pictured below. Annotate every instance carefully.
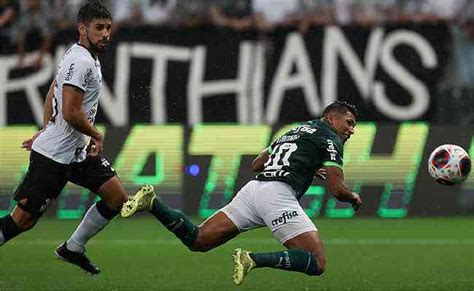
[13,151,116,217]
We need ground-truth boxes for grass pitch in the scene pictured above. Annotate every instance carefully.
[0,217,473,290]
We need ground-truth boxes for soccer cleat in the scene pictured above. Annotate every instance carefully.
[121,184,156,218]
[55,242,100,275]
[232,248,256,285]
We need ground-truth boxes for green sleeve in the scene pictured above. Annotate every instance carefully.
[319,136,344,167]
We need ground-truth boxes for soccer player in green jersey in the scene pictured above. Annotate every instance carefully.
[121,101,362,285]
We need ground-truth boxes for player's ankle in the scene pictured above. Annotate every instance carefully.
[65,239,85,253]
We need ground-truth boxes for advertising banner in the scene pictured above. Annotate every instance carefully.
[1,24,450,125]
[1,124,473,218]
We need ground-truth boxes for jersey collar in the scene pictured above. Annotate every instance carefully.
[319,119,336,133]
[76,43,98,60]
[319,119,342,139]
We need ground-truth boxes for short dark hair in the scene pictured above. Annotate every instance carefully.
[322,101,358,118]
[77,1,112,25]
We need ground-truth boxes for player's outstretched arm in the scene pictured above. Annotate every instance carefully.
[251,148,270,172]
[325,166,362,210]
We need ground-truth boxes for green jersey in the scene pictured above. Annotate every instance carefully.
[255,120,344,199]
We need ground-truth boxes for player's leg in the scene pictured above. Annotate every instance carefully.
[190,211,240,252]
[233,231,324,285]
[0,205,37,246]
[56,155,126,274]
[232,181,323,285]
[121,185,200,249]
[248,230,324,274]
[0,151,66,246]
[122,188,239,251]
[122,180,263,252]
[63,176,127,253]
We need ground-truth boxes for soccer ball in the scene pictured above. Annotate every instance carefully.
[428,144,471,186]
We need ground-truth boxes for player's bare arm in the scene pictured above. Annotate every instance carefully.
[62,84,103,155]
[325,166,362,210]
[251,148,270,172]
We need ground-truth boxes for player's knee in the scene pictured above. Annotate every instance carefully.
[14,216,38,232]
[188,230,214,253]
[312,254,326,276]
[188,243,209,252]
[188,238,212,253]
[104,193,128,210]
[12,201,39,232]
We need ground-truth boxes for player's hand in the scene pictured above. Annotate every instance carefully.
[350,192,362,211]
[315,168,327,180]
[88,133,103,157]
[21,129,44,151]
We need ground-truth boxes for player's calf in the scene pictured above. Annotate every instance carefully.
[11,211,38,232]
[189,220,239,253]
[0,215,21,246]
[154,205,198,250]
[96,177,129,210]
[103,195,128,211]
[249,249,324,276]
[65,199,121,254]
[122,186,199,250]
[232,249,324,285]
[0,202,41,246]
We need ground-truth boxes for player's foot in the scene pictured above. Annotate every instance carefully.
[55,242,100,275]
[121,184,156,218]
[233,248,256,285]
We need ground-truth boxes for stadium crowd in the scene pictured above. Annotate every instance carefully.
[2,0,474,42]
[2,0,474,123]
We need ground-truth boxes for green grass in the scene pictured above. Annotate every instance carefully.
[1,217,473,290]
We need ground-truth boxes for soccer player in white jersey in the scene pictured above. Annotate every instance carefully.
[0,1,153,274]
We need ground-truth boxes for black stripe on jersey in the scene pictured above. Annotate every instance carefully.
[63,83,85,93]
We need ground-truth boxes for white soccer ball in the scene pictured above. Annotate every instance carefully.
[428,144,471,186]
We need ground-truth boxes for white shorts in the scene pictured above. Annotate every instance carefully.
[219,180,317,244]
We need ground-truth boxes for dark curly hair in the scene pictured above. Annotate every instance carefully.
[77,1,112,25]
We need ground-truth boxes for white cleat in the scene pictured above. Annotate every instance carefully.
[233,248,256,285]
[121,185,156,218]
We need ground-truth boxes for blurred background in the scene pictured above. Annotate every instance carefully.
[1,0,474,219]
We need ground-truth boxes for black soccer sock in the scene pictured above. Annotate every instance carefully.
[249,249,321,276]
[95,199,121,219]
[0,215,21,246]
[149,197,198,249]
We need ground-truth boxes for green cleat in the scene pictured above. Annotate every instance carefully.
[232,248,256,285]
[121,185,156,218]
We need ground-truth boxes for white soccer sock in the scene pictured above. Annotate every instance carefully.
[66,203,110,253]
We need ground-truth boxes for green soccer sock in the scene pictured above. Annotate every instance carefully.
[149,198,198,249]
[249,249,321,276]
